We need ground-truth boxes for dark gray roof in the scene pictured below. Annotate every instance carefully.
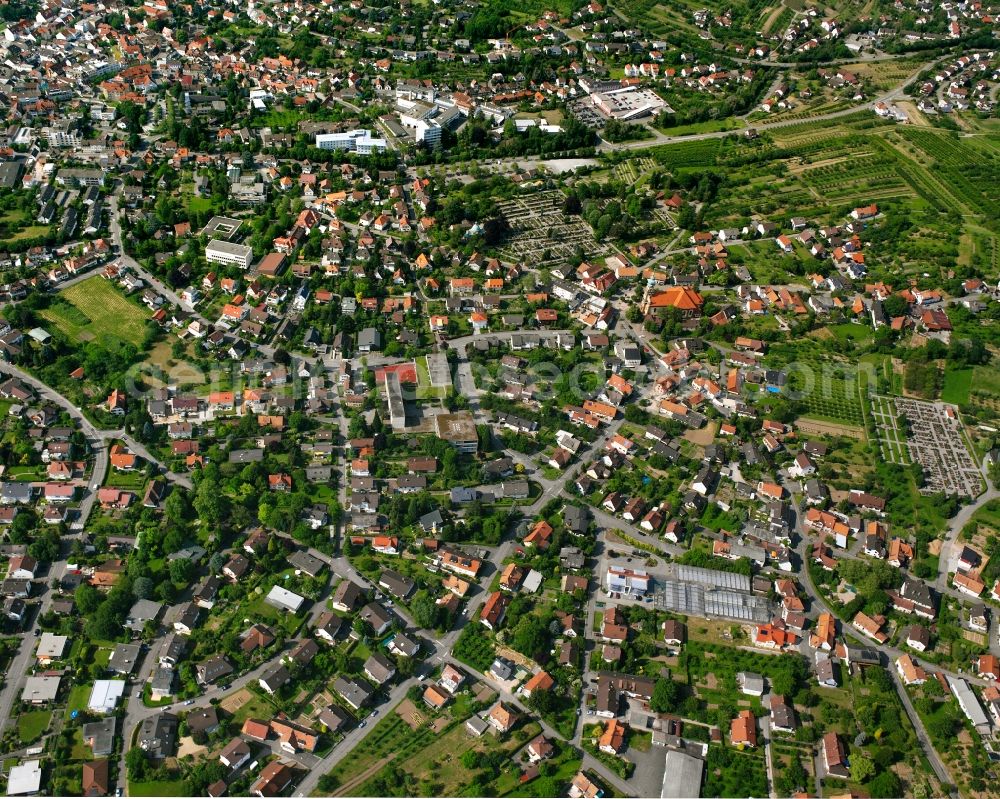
[138,713,178,759]
[82,717,116,757]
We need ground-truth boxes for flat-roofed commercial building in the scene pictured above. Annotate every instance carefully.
[435,411,478,453]
[205,239,253,269]
[315,129,388,154]
[384,370,407,430]
[201,216,242,239]
[591,87,668,121]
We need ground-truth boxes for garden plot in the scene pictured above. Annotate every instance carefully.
[495,191,612,265]
[892,397,982,498]
[612,156,656,184]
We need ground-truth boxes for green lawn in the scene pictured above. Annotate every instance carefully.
[187,196,212,213]
[1,225,49,243]
[971,364,1000,396]
[413,356,447,400]
[64,683,92,720]
[70,728,94,761]
[657,117,741,137]
[941,367,973,405]
[17,710,51,743]
[965,499,1000,536]
[105,469,148,491]
[128,778,188,796]
[40,277,151,349]
[244,596,305,636]
[830,323,874,345]
[6,465,45,481]
[501,744,582,796]
[227,690,277,725]
[250,108,306,131]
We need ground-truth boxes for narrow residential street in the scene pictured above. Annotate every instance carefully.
[786,485,958,791]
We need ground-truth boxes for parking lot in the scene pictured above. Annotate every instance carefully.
[567,98,606,129]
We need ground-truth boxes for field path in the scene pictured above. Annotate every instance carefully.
[332,753,397,797]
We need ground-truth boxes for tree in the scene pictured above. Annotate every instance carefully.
[194,475,225,528]
[126,747,148,781]
[563,193,581,215]
[28,528,60,562]
[169,558,194,585]
[461,750,483,770]
[510,613,551,661]
[74,583,102,615]
[649,677,682,713]
[164,490,191,524]
[677,204,696,230]
[882,294,908,318]
[273,348,291,365]
[925,711,958,740]
[850,753,875,783]
[132,577,154,600]
[410,592,441,630]
[868,771,902,798]
[776,755,807,796]
[87,602,124,640]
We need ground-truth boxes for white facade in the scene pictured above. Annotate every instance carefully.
[605,565,649,596]
[314,129,388,154]
[205,239,253,269]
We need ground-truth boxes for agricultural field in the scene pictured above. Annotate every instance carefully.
[318,699,546,798]
[836,58,928,91]
[40,278,152,349]
[971,364,1000,402]
[650,138,722,172]
[957,224,997,272]
[893,129,1000,218]
[788,362,864,425]
[798,151,914,205]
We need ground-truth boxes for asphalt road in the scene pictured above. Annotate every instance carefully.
[785,483,958,792]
